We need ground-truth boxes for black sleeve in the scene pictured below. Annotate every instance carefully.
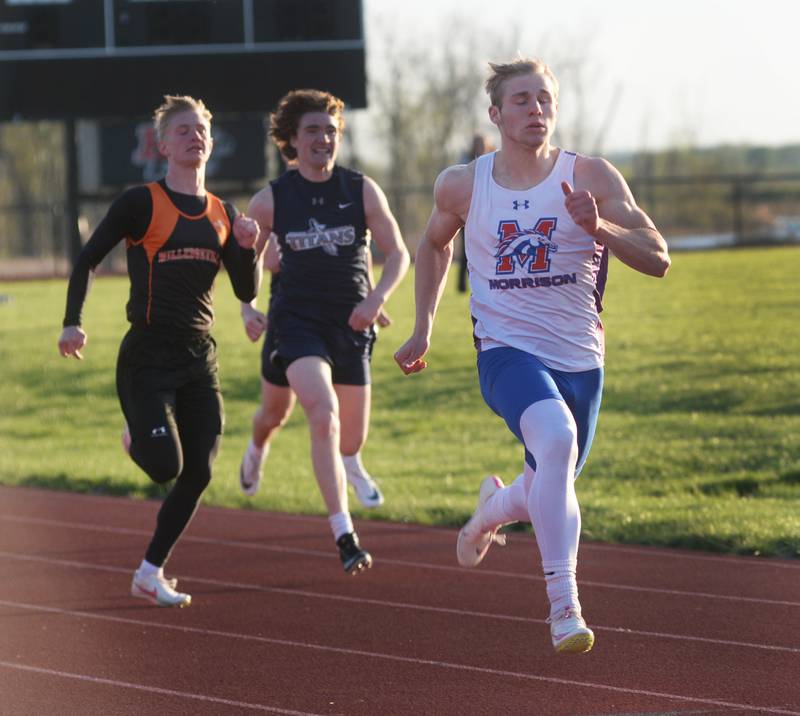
[62,187,151,327]
[220,201,259,302]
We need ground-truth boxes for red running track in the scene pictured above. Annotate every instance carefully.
[0,484,798,716]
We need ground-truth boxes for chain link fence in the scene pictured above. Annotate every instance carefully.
[1,174,799,280]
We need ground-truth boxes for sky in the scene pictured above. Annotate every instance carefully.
[360,0,800,155]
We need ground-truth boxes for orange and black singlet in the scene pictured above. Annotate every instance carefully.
[63,179,258,336]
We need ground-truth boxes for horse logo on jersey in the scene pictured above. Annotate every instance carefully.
[494,217,558,275]
[285,218,356,256]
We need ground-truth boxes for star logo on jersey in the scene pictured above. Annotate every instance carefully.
[285,218,356,256]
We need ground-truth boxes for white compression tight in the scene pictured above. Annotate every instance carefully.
[479,398,581,613]
[521,399,581,568]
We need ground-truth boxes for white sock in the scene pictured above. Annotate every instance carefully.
[480,468,534,530]
[341,452,363,476]
[138,559,162,578]
[328,511,354,540]
[543,560,580,617]
[249,438,268,465]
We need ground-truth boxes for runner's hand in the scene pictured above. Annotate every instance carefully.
[348,294,383,332]
[394,334,429,375]
[58,325,87,360]
[377,308,392,328]
[241,304,267,342]
[561,181,600,236]
[233,214,261,250]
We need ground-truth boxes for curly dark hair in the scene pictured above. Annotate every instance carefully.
[269,89,345,160]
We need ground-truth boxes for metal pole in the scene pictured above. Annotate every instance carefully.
[732,181,744,243]
[65,118,82,267]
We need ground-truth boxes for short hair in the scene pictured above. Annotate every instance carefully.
[269,89,345,160]
[153,95,212,142]
[485,56,559,108]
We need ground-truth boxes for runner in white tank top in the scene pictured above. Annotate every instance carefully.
[466,149,606,371]
[395,57,669,654]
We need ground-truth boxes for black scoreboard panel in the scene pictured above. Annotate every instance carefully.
[0,0,104,51]
[0,0,366,119]
[115,0,244,47]
[254,0,361,42]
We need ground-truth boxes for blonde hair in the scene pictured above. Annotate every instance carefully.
[485,56,559,108]
[270,89,345,160]
[153,95,212,141]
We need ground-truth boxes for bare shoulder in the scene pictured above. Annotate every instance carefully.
[361,173,389,209]
[434,162,474,216]
[246,184,274,225]
[573,154,629,200]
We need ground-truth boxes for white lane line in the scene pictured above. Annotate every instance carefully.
[0,659,325,715]
[2,514,798,608]
[0,552,797,655]
[578,542,800,570]
[3,490,799,571]
[0,600,797,716]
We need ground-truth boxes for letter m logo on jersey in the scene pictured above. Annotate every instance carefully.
[494,217,558,275]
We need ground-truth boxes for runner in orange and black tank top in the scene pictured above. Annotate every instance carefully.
[60,178,259,605]
[63,179,258,334]
[58,95,265,609]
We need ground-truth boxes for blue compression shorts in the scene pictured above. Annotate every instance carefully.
[477,346,603,474]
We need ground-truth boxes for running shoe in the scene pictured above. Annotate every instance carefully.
[456,475,507,567]
[548,607,595,653]
[336,532,373,574]
[131,569,191,608]
[239,444,263,497]
[345,463,384,509]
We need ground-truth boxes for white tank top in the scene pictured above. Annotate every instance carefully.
[464,150,608,371]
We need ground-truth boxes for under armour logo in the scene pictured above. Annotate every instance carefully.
[150,426,168,438]
[312,197,324,206]
[512,200,530,210]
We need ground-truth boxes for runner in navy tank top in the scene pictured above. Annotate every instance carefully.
[239,225,393,507]
[237,90,409,573]
[58,95,263,608]
[396,57,670,652]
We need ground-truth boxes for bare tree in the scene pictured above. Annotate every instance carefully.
[366,20,614,251]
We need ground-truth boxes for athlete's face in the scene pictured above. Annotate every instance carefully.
[489,72,558,149]
[159,109,213,169]
[291,112,340,171]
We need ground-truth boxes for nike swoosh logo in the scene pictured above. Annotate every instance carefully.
[338,202,353,209]
[135,584,158,599]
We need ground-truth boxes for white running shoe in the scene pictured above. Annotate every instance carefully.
[131,569,191,608]
[456,475,507,567]
[239,444,263,497]
[548,607,595,653]
[346,464,384,509]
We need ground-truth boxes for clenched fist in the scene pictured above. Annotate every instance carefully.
[233,214,261,250]
[562,181,600,237]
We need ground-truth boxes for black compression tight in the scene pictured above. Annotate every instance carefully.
[132,431,220,567]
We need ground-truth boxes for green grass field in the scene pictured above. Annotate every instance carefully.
[1,246,799,557]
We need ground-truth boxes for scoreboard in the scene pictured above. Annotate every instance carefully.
[0,0,366,119]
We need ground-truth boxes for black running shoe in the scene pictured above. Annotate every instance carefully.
[337,532,373,574]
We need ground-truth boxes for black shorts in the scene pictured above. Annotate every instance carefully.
[260,325,290,387]
[116,327,224,441]
[265,307,375,386]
